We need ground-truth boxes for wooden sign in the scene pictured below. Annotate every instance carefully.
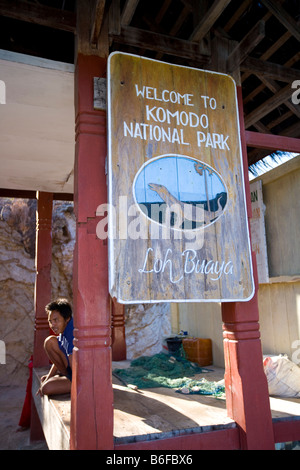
[250,179,269,284]
[107,52,254,303]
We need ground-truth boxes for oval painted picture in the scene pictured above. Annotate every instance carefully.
[133,154,228,230]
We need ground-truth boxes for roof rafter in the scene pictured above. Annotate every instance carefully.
[189,0,232,42]
[260,0,300,42]
[245,84,293,129]
[110,25,211,63]
[241,56,300,83]
[121,0,140,25]
[90,0,106,47]
[0,0,76,33]
[226,20,265,73]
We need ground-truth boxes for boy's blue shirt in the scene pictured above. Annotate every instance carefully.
[58,317,74,359]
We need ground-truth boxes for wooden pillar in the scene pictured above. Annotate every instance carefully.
[221,86,275,450]
[111,298,126,361]
[32,191,53,367]
[70,52,113,450]
[30,190,53,441]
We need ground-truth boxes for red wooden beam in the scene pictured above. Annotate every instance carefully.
[245,130,300,153]
[273,419,300,444]
[70,54,114,451]
[220,86,275,450]
[30,191,53,443]
[114,427,241,450]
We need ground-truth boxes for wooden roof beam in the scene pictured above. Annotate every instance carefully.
[110,25,211,63]
[244,84,293,128]
[258,74,300,120]
[121,0,140,25]
[90,0,106,48]
[240,56,300,83]
[245,130,300,153]
[223,0,252,32]
[260,0,300,42]
[281,121,300,138]
[226,20,265,73]
[0,0,76,33]
[189,0,232,42]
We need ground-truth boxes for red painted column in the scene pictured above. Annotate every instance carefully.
[31,191,53,441]
[32,191,53,367]
[221,86,275,449]
[70,54,114,450]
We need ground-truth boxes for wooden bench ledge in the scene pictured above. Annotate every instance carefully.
[32,367,71,450]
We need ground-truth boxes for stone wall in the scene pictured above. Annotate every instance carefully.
[125,303,171,360]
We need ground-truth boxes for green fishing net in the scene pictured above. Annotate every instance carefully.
[113,353,225,397]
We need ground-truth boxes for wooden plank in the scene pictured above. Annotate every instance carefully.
[258,282,300,360]
[121,0,140,25]
[189,0,232,42]
[257,75,300,120]
[109,0,121,36]
[114,427,240,450]
[0,0,76,33]
[110,25,210,63]
[257,284,276,354]
[227,21,265,73]
[249,179,269,284]
[90,0,106,47]
[107,52,254,303]
[112,367,233,444]
[262,164,300,279]
[32,368,70,450]
[244,84,292,128]
[273,419,300,445]
[155,0,172,24]
[241,57,300,83]
[223,0,252,32]
[245,130,300,152]
[260,0,300,42]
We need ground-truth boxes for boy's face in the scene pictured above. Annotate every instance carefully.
[48,310,70,335]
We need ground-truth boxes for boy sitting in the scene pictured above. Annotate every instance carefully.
[37,299,74,396]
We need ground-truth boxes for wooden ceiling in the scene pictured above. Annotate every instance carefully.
[0,0,299,167]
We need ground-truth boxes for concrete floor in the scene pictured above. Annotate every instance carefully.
[0,385,48,450]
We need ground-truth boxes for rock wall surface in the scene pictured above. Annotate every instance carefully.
[125,303,171,360]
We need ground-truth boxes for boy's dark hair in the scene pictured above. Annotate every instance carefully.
[45,298,72,320]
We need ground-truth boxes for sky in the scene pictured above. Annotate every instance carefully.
[248,152,298,180]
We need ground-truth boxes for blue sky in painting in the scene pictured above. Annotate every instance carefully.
[134,155,226,204]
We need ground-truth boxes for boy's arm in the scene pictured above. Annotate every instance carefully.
[36,364,58,396]
[40,364,57,384]
[47,363,58,378]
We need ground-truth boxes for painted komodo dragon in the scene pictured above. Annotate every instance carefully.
[148,182,223,226]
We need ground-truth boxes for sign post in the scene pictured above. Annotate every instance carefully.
[106,52,254,303]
